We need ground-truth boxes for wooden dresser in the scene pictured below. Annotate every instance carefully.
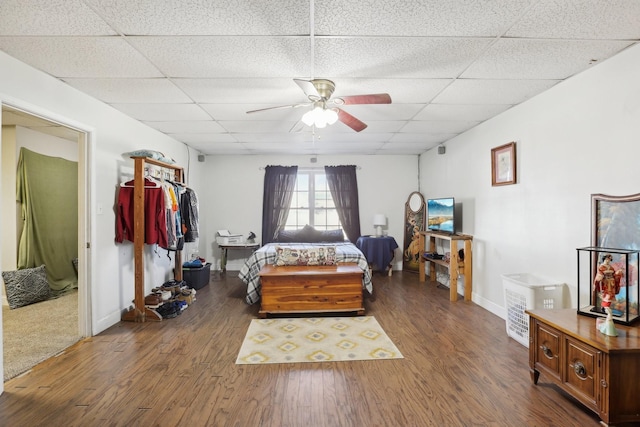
[527,309,640,425]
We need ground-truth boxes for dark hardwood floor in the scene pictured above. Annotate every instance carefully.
[0,270,615,426]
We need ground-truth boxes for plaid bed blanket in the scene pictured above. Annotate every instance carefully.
[238,242,373,305]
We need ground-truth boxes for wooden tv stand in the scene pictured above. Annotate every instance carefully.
[527,309,640,426]
[418,231,472,301]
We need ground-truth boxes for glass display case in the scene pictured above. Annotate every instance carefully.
[577,246,639,325]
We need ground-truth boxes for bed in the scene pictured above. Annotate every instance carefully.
[239,240,373,308]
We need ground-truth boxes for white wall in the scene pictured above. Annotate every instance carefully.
[200,155,419,271]
[0,51,207,340]
[419,43,640,318]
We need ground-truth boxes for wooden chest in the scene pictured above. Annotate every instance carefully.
[258,263,364,318]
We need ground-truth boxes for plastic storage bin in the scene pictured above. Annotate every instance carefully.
[183,263,211,290]
[502,273,566,347]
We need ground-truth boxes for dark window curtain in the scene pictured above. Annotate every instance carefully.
[325,165,361,243]
[262,165,298,245]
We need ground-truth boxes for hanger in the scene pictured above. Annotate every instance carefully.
[120,177,161,188]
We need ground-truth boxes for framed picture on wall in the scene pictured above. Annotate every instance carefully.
[592,193,640,249]
[491,142,516,186]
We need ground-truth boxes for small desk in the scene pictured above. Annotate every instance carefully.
[219,242,260,272]
[356,236,398,276]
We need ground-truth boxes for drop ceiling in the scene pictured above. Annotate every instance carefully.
[0,0,638,156]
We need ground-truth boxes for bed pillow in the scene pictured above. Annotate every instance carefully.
[2,265,50,309]
[318,229,345,242]
[274,229,298,243]
[274,246,337,266]
[297,225,321,242]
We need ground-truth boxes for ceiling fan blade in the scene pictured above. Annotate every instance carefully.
[246,103,310,114]
[294,78,321,99]
[337,108,367,132]
[334,93,392,105]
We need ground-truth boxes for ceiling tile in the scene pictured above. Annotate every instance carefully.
[234,133,312,144]
[403,121,479,134]
[307,132,395,143]
[314,0,532,36]
[169,133,235,144]
[0,37,162,78]
[314,37,493,78]
[183,141,249,154]
[181,133,238,143]
[462,39,635,79]
[174,78,309,104]
[111,104,211,121]
[508,0,640,40]
[129,36,311,78]
[144,121,226,133]
[84,0,309,36]
[390,133,457,144]
[63,78,192,103]
[353,121,405,133]
[433,79,560,104]
[377,142,436,154]
[331,78,452,103]
[334,104,421,121]
[0,0,117,35]
[221,120,300,133]
[202,104,305,121]
[414,104,511,121]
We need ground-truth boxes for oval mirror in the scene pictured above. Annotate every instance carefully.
[408,191,424,212]
[403,191,426,273]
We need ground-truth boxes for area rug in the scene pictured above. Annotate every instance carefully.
[3,289,80,380]
[236,316,403,364]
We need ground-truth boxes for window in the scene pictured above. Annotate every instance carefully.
[284,170,341,231]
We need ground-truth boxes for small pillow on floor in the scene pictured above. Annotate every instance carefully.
[2,265,50,309]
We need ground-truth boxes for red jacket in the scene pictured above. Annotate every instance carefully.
[116,179,168,248]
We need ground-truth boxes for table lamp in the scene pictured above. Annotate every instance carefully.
[373,214,386,237]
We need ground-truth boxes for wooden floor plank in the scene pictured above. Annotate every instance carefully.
[0,271,613,426]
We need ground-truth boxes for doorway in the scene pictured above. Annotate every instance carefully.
[1,103,92,382]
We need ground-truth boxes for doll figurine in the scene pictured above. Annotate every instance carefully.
[593,254,622,336]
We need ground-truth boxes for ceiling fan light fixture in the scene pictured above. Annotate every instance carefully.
[326,108,338,125]
[301,105,338,128]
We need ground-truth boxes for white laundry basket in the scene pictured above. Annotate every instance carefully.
[502,273,566,347]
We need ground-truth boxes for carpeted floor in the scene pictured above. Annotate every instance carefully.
[236,316,403,364]
[3,290,80,380]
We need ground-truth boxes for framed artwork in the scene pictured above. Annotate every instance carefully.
[587,193,640,322]
[592,193,640,249]
[403,191,425,273]
[491,142,516,186]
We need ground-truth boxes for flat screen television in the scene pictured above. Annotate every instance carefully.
[427,197,455,233]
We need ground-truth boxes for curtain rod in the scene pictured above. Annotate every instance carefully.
[258,165,362,170]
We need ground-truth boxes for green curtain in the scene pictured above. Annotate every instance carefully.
[16,147,78,291]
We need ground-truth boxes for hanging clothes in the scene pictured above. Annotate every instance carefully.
[181,187,200,242]
[115,177,168,248]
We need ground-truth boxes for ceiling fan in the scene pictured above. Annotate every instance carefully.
[246,78,392,132]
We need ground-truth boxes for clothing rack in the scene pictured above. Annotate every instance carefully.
[122,156,184,322]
